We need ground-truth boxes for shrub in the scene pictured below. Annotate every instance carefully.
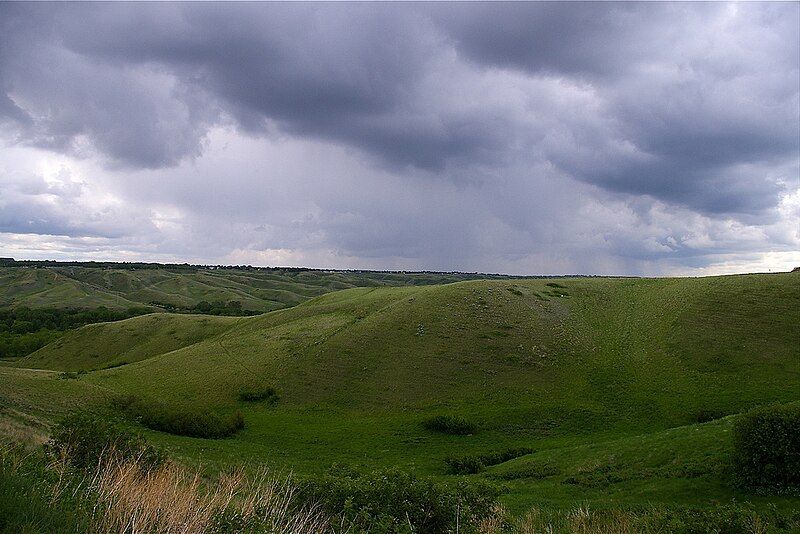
[422,415,478,435]
[445,455,486,475]
[299,466,501,533]
[732,404,800,491]
[238,385,280,405]
[113,395,245,439]
[445,447,533,475]
[693,408,726,423]
[45,411,165,470]
[58,371,80,380]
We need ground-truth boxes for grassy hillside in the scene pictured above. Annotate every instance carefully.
[15,314,241,372]
[0,264,518,312]
[1,271,798,513]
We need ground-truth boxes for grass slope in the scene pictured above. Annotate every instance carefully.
[1,272,798,511]
[0,265,516,312]
[15,314,241,372]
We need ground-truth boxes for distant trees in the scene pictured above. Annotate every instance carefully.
[0,306,150,359]
[149,300,256,316]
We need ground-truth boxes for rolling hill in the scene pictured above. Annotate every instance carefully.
[15,313,241,372]
[2,271,798,512]
[0,264,520,312]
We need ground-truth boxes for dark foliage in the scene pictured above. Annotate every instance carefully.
[693,408,726,423]
[422,415,478,435]
[57,370,86,380]
[45,411,165,471]
[299,466,502,533]
[149,300,260,316]
[445,448,533,474]
[732,404,800,492]
[238,385,280,405]
[113,395,245,439]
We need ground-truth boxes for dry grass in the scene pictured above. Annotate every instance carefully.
[43,450,330,534]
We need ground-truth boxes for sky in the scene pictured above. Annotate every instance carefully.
[0,2,798,276]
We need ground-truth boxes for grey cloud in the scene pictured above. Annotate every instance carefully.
[2,2,796,210]
[0,2,797,275]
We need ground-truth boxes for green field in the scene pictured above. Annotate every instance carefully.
[2,270,798,521]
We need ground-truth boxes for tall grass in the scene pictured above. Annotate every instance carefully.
[88,456,326,533]
[1,444,328,533]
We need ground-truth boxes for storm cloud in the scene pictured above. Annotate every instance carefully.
[0,2,797,274]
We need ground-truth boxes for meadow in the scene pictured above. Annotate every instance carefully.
[1,265,798,531]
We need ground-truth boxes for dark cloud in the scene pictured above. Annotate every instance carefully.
[0,2,797,273]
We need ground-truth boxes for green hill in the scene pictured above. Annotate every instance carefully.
[0,264,518,312]
[1,271,798,512]
[15,314,241,372]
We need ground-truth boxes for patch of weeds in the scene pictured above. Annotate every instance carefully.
[422,415,478,435]
[495,461,560,481]
[298,465,502,533]
[506,287,524,297]
[546,282,567,289]
[563,462,628,488]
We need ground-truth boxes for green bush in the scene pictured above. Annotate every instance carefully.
[45,411,165,470]
[299,466,501,533]
[445,455,486,475]
[732,404,800,491]
[445,447,533,474]
[422,415,478,435]
[238,385,280,405]
[113,395,245,439]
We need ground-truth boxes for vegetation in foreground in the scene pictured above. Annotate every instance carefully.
[3,442,799,533]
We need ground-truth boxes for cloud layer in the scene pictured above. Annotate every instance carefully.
[0,2,798,274]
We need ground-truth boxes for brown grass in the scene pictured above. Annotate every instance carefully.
[48,450,330,534]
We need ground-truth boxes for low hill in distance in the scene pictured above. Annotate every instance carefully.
[0,261,527,312]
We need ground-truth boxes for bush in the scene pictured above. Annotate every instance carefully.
[113,395,245,439]
[445,447,533,474]
[422,415,478,435]
[45,411,165,470]
[299,466,501,533]
[693,408,726,423]
[732,404,800,491]
[58,370,85,380]
[238,385,280,405]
